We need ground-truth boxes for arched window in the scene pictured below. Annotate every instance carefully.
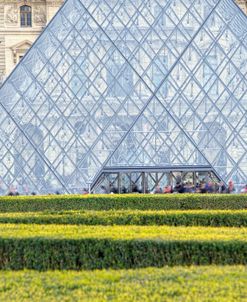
[20,5,32,27]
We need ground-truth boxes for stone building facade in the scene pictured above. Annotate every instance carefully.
[0,0,246,84]
[237,0,247,12]
[0,0,63,84]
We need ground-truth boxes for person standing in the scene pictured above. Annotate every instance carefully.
[228,180,234,193]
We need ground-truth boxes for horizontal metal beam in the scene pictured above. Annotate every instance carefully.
[102,165,213,173]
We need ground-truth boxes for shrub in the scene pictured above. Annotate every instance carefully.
[0,224,246,269]
[0,238,246,270]
[0,194,247,212]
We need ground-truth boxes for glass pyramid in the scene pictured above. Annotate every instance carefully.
[0,0,246,194]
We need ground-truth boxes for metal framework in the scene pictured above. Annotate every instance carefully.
[0,0,246,194]
[93,166,219,193]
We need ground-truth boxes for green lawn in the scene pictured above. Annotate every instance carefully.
[0,224,247,241]
[0,266,246,302]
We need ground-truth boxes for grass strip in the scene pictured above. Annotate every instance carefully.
[0,224,247,241]
[0,266,246,301]
[0,194,247,212]
[0,225,246,269]
[0,210,247,226]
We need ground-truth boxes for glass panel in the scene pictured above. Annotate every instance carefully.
[0,0,245,194]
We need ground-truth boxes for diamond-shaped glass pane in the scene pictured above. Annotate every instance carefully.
[0,0,246,194]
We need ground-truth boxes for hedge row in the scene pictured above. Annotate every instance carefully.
[0,238,246,270]
[0,224,246,241]
[1,210,247,227]
[1,267,246,302]
[0,194,247,212]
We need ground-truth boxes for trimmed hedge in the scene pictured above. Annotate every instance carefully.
[0,194,247,212]
[0,238,246,270]
[0,195,247,271]
[1,210,247,227]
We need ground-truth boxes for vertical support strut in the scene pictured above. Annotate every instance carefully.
[142,172,145,193]
[118,172,121,194]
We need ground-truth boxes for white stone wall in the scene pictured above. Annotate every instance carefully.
[237,0,247,13]
[0,0,63,83]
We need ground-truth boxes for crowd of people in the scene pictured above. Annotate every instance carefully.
[98,180,247,194]
[6,190,61,196]
[3,180,247,196]
[153,180,233,194]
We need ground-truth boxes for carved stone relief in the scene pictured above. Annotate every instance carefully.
[1,0,46,3]
[5,5,18,25]
[45,0,64,7]
[34,6,47,24]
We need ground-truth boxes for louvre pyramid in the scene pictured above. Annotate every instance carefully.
[0,0,246,194]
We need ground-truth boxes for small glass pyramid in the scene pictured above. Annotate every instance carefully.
[0,0,246,194]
